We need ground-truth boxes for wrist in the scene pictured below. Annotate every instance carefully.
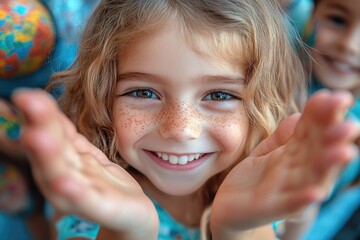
[204,206,257,240]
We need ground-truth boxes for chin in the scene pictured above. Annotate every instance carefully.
[152,178,205,196]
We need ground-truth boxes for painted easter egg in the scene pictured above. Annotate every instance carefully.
[0,0,55,79]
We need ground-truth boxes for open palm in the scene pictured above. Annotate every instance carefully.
[12,89,158,238]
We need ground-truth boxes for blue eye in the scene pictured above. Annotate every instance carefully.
[127,89,159,99]
[203,91,236,101]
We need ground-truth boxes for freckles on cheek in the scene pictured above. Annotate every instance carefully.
[211,112,249,149]
[209,112,248,149]
[114,107,155,138]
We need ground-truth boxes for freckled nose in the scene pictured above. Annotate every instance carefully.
[159,102,201,141]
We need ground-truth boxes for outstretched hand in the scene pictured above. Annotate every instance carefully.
[12,89,158,239]
[211,90,360,238]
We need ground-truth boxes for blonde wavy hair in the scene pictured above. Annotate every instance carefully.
[49,0,309,202]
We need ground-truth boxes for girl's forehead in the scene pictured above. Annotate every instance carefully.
[121,23,249,70]
[119,24,247,75]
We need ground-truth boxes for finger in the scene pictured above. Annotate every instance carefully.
[12,89,83,172]
[12,89,61,125]
[13,90,111,165]
[251,113,301,157]
[281,144,357,196]
[295,90,353,141]
[285,90,357,167]
[324,120,360,145]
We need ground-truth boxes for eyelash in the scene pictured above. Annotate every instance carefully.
[326,15,347,27]
[122,88,240,101]
[124,88,160,99]
[203,91,240,101]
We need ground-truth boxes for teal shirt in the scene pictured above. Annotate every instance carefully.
[54,199,201,240]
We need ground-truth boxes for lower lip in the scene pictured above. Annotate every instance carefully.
[144,151,211,171]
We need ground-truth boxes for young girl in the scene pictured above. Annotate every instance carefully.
[9,0,359,239]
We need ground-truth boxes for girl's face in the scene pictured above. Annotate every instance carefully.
[113,25,249,196]
[312,0,360,95]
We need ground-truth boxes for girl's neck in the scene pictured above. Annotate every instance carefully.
[136,175,205,228]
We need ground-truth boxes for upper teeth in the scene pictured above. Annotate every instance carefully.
[333,61,352,72]
[155,152,203,165]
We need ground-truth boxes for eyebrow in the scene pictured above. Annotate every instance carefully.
[118,72,245,85]
[118,72,164,83]
[200,75,246,85]
[324,3,349,14]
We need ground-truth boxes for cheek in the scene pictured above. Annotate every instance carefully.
[208,111,249,152]
[314,27,337,51]
[113,105,157,146]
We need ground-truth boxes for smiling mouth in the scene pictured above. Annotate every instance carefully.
[323,56,360,74]
[151,151,206,165]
